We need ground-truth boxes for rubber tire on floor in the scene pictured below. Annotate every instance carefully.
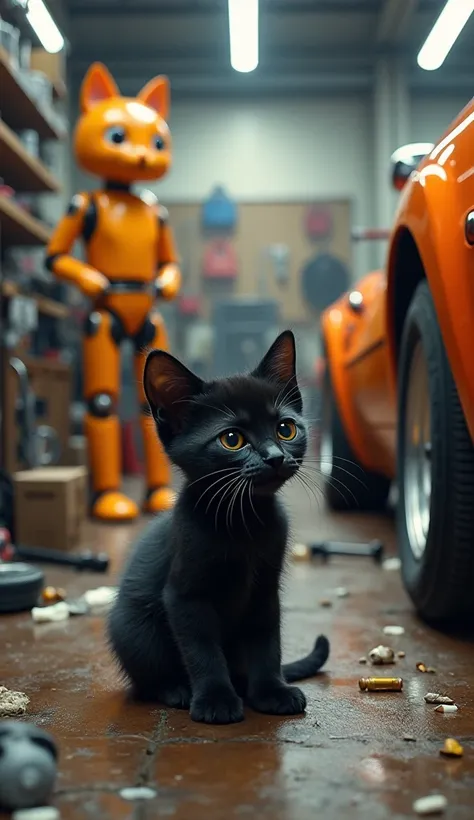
[0,562,44,613]
[320,369,391,512]
[397,280,474,623]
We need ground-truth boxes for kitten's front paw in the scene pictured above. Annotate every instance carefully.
[190,686,244,725]
[249,684,306,716]
[158,684,192,710]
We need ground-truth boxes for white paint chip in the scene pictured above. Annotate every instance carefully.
[13,808,60,820]
[83,586,118,609]
[413,794,448,815]
[424,693,454,705]
[434,704,458,713]
[383,625,405,636]
[32,602,69,623]
[120,786,157,801]
[382,557,401,571]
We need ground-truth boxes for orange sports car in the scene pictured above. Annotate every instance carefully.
[320,97,474,624]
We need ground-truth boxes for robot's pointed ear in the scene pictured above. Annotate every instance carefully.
[144,350,204,431]
[80,63,120,113]
[138,76,170,120]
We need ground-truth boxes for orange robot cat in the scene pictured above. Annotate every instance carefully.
[46,63,181,521]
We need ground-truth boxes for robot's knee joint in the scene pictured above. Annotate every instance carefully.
[134,317,157,350]
[110,312,124,345]
[84,311,103,337]
[84,311,124,345]
[88,393,115,418]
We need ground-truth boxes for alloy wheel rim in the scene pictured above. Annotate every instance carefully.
[403,340,432,559]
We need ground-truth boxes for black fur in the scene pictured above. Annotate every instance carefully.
[108,330,329,724]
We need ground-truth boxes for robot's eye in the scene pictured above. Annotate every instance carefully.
[105,126,126,145]
[154,135,165,151]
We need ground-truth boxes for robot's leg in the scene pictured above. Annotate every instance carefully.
[134,312,176,514]
[83,310,139,521]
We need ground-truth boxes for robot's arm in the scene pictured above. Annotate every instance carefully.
[155,205,181,301]
[45,193,109,300]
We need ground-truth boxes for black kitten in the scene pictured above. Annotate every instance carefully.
[108,330,329,724]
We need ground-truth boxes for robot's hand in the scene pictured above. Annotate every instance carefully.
[80,269,110,301]
[154,264,181,301]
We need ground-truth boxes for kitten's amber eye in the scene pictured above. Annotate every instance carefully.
[277,420,297,441]
[219,430,245,451]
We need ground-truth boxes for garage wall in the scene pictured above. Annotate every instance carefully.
[68,87,472,286]
[410,93,472,144]
[70,94,374,280]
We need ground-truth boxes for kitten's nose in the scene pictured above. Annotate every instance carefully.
[264,450,284,470]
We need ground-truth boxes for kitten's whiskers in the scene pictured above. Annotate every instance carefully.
[248,482,264,525]
[240,480,252,538]
[213,475,243,531]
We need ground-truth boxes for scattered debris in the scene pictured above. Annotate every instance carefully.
[434,704,458,714]
[359,677,403,692]
[413,794,448,816]
[417,662,436,674]
[119,786,157,801]
[440,738,463,758]
[358,657,368,664]
[424,693,454,705]
[13,808,60,820]
[0,686,30,717]
[383,625,405,636]
[382,557,401,571]
[82,586,117,610]
[41,586,66,605]
[403,735,417,742]
[368,645,395,665]
[335,587,349,598]
[66,599,90,616]
[397,651,406,658]
[319,599,332,608]
[32,602,69,624]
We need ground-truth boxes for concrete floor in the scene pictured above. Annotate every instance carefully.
[0,481,473,819]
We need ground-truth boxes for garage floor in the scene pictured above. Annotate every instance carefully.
[0,480,473,819]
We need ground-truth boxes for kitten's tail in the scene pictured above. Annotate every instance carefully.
[282,635,330,683]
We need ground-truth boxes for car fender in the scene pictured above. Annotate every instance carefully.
[386,100,474,440]
[321,272,386,469]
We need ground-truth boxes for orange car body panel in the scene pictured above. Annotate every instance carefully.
[322,97,474,479]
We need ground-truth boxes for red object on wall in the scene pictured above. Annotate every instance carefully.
[202,239,238,279]
[305,205,333,240]
[179,295,202,315]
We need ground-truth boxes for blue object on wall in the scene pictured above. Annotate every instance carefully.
[202,186,238,232]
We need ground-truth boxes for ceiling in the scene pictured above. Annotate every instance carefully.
[62,0,474,96]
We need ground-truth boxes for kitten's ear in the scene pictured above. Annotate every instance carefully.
[253,330,296,385]
[144,350,204,430]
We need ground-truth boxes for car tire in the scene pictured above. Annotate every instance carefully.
[320,368,391,512]
[397,280,474,623]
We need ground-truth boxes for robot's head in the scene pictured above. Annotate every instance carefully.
[74,63,172,184]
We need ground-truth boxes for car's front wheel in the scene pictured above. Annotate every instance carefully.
[397,280,474,623]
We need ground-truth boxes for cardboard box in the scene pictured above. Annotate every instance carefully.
[14,467,88,551]
[30,48,67,98]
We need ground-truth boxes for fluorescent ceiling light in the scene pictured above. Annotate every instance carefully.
[26,0,65,54]
[417,0,474,71]
[229,0,259,73]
